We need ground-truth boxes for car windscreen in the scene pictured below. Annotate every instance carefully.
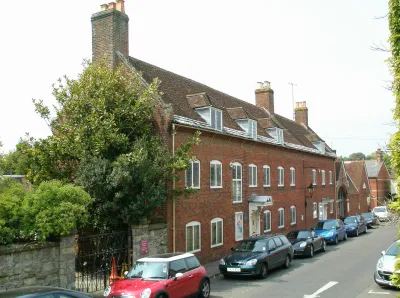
[386,242,400,256]
[314,221,335,230]
[287,231,311,239]
[233,240,267,252]
[126,261,168,279]
[344,217,357,224]
[361,213,372,218]
[374,207,387,212]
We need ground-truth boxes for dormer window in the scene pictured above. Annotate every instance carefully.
[236,119,258,140]
[267,127,284,144]
[195,107,223,131]
[312,141,326,154]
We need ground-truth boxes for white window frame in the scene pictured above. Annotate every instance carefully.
[321,170,326,185]
[347,202,350,213]
[235,212,244,241]
[330,201,334,214]
[249,164,257,187]
[312,169,317,185]
[211,218,223,248]
[186,221,201,253]
[263,210,271,232]
[263,165,271,187]
[290,206,296,225]
[211,108,223,131]
[210,160,222,188]
[232,162,242,203]
[290,167,295,186]
[249,119,257,139]
[278,166,284,186]
[329,171,333,185]
[185,160,200,189]
[278,208,284,228]
[363,182,366,189]
[313,202,317,218]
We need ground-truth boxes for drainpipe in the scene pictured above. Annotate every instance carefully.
[172,123,176,253]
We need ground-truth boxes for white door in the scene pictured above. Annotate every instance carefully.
[251,211,260,235]
[323,204,328,219]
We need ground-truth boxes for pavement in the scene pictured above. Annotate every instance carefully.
[204,260,221,278]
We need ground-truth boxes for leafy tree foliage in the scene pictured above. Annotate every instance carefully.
[348,152,366,161]
[0,136,33,175]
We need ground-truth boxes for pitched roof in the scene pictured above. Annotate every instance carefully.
[365,160,383,178]
[129,56,335,157]
[344,161,365,190]
[346,173,359,195]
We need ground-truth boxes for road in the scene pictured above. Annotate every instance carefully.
[210,225,400,298]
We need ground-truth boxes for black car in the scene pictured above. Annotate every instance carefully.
[344,215,368,236]
[361,212,378,228]
[219,234,294,279]
[0,286,99,298]
[286,229,326,257]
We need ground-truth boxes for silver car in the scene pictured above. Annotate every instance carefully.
[374,240,400,287]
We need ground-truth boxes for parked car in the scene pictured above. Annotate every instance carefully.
[361,212,378,228]
[104,252,210,298]
[344,215,368,237]
[373,206,389,222]
[374,239,400,287]
[286,229,326,257]
[219,234,294,279]
[313,219,347,245]
[0,286,98,298]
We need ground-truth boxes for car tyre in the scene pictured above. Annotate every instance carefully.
[198,279,210,298]
[321,240,326,252]
[334,235,339,245]
[343,232,347,241]
[308,245,314,258]
[284,255,291,269]
[259,263,268,279]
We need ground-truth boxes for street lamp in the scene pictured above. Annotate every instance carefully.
[304,183,315,207]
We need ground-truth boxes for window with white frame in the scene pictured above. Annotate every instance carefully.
[290,206,296,225]
[313,202,317,218]
[232,163,242,202]
[312,169,317,185]
[278,208,284,228]
[264,210,271,232]
[210,160,222,188]
[347,202,350,213]
[330,201,334,214]
[186,160,200,189]
[329,171,333,184]
[249,119,257,139]
[263,165,271,187]
[321,170,326,185]
[211,218,223,247]
[186,221,201,253]
[249,164,257,187]
[290,167,295,186]
[278,166,284,186]
[363,182,366,189]
[211,108,222,131]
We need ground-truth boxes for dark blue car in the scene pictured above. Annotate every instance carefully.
[313,219,347,245]
[344,215,368,236]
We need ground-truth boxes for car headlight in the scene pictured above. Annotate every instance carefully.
[141,288,151,298]
[299,242,307,248]
[103,286,111,297]
[350,226,356,230]
[219,258,226,265]
[377,259,384,270]
[326,231,333,237]
[246,259,257,266]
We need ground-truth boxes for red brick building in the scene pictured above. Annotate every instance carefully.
[344,161,371,215]
[91,1,337,263]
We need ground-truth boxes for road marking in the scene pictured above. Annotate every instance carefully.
[368,290,390,295]
[304,281,338,298]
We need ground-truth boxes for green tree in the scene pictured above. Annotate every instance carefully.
[28,59,199,230]
[348,152,366,161]
[0,136,33,175]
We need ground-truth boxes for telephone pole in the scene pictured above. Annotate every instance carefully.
[288,82,297,121]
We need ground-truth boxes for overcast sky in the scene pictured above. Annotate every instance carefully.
[0,0,395,157]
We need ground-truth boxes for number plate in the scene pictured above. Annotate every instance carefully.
[227,268,241,272]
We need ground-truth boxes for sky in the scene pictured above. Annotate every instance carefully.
[0,0,396,158]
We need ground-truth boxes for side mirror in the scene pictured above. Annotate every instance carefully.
[381,250,386,256]
[124,271,129,276]
[174,272,184,280]
[268,247,276,253]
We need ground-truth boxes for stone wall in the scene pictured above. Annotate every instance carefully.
[0,236,75,291]
[131,223,167,262]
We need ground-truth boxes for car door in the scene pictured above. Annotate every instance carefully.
[166,259,189,298]
[311,231,322,250]
[358,215,367,232]
[266,238,280,269]
[272,236,286,266]
[184,256,202,296]
[336,219,345,240]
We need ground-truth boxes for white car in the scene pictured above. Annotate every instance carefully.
[373,206,389,222]
[375,240,400,287]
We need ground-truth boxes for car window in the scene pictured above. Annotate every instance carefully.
[169,259,188,277]
[268,239,276,250]
[312,231,317,238]
[336,221,340,228]
[279,236,290,244]
[185,256,201,270]
[273,237,283,247]
[253,240,268,252]
[127,261,168,279]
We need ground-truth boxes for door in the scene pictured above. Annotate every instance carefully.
[184,256,202,296]
[336,219,345,240]
[272,237,286,266]
[323,204,328,220]
[251,210,260,235]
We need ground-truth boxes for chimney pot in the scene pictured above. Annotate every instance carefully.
[108,2,116,10]
[294,101,308,126]
[100,4,109,10]
[255,80,274,114]
[116,0,125,12]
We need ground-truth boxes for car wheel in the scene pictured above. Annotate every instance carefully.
[343,232,347,241]
[198,279,210,298]
[259,263,268,279]
[308,245,314,258]
[334,236,338,245]
[356,229,359,237]
[284,255,291,269]
[321,240,326,252]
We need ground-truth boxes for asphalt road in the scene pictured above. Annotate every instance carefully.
[210,224,400,298]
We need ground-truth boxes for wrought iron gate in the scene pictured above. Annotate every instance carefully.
[75,230,132,293]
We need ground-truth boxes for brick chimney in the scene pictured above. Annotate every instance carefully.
[376,148,383,163]
[255,81,274,114]
[91,0,129,69]
[295,101,308,126]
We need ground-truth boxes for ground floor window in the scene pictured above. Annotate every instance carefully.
[278,208,284,228]
[186,221,201,253]
[211,218,223,247]
[313,202,317,218]
[264,210,271,232]
[330,201,334,214]
[290,206,296,225]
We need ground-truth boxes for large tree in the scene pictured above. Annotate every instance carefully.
[28,60,199,230]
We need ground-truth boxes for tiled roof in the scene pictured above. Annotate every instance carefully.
[365,160,382,178]
[129,56,335,158]
[344,161,365,190]
[346,173,359,195]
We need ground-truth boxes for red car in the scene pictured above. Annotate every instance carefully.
[104,252,210,298]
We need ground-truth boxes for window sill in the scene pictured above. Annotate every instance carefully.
[291,222,296,226]
[263,185,271,188]
[211,243,223,248]
[186,187,201,190]
[187,249,201,253]
[264,230,271,233]
[210,186,223,189]
[249,185,257,188]
[290,184,295,187]
[233,201,243,204]
[278,226,284,229]
[278,185,284,187]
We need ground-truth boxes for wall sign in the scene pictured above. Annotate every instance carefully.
[140,240,149,255]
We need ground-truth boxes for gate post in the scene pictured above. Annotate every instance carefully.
[59,235,76,289]
[131,223,150,262]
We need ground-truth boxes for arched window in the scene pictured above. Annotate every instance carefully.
[290,167,295,186]
[290,206,296,225]
[312,169,317,185]
[210,160,222,188]
[186,221,201,253]
[232,162,242,202]
[263,165,270,187]
[278,166,284,186]
[278,208,284,228]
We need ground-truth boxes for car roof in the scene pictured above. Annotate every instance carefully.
[317,219,336,222]
[138,252,195,262]
[0,286,94,298]
[243,233,285,241]
[288,229,313,232]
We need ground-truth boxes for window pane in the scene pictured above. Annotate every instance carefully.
[216,164,222,186]
[216,111,222,131]
[267,168,270,185]
[237,165,242,179]
[211,108,216,128]
[186,226,193,252]
[212,222,217,245]
[249,166,253,185]
[210,164,216,187]
[186,165,192,187]
[232,166,236,179]
[193,162,199,187]
[194,225,200,250]
[217,221,222,244]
